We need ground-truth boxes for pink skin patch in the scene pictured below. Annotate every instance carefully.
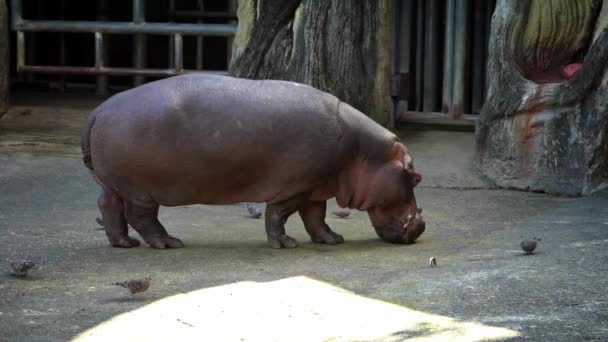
[561,63,583,80]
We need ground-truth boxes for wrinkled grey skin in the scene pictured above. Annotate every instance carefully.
[81,74,425,249]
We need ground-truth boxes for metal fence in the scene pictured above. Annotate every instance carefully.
[392,0,496,126]
[11,0,237,94]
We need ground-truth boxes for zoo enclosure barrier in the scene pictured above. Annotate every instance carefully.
[11,0,237,95]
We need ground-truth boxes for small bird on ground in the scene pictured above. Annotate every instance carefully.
[9,260,36,277]
[429,257,437,267]
[95,217,104,227]
[246,203,263,219]
[331,208,351,218]
[112,277,152,295]
[520,237,542,254]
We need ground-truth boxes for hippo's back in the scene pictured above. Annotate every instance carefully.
[88,74,344,205]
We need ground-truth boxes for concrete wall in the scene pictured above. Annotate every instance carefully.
[0,0,8,117]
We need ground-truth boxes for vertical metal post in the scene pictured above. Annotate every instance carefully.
[26,2,43,82]
[451,0,469,118]
[483,0,496,104]
[442,0,456,114]
[422,0,440,112]
[11,0,22,25]
[226,0,237,68]
[17,31,25,70]
[392,0,414,119]
[59,0,67,91]
[0,0,8,116]
[174,33,183,73]
[96,0,108,95]
[95,32,104,69]
[168,0,175,68]
[471,0,486,114]
[133,0,146,86]
[196,0,204,70]
[414,0,425,112]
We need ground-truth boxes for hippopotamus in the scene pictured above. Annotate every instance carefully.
[81,74,425,249]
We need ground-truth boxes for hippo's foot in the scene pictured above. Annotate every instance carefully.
[310,226,344,245]
[144,235,184,249]
[110,236,141,248]
[125,201,184,250]
[299,200,344,245]
[265,195,310,250]
[98,188,140,248]
[268,234,298,249]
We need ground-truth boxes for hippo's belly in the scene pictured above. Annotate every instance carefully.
[89,80,341,206]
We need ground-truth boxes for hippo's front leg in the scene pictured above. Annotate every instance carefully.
[299,200,344,245]
[264,195,309,249]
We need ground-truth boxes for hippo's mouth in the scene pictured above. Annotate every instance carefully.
[373,214,425,244]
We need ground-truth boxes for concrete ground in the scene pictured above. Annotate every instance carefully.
[0,93,607,341]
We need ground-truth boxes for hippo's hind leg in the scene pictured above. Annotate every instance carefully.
[97,188,140,248]
[124,200,184,249]
[299,200,344,245]
[265,195,310,249]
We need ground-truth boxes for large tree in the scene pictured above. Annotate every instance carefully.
[477,0,608,195]
[229,0,395,126]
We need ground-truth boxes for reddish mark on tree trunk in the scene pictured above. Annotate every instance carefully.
[512,87,545,174]
[561,63,583,80]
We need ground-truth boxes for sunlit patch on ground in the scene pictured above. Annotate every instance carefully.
[73,276,519,342]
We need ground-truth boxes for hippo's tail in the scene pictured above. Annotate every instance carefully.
[80,112,96,171]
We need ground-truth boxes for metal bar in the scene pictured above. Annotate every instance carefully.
[422,0,440,112]
[11,0,22,27]
[17,31,25,70]
[174,33,183,72]
[59,0,67,91]
[169,11,238,20]
[133,0,146,86]
[483,0,496,104]
[442,0,456,114]
[95,32,104,69]
[471,0,486,114]
[168,0,175,68]
[397,111,476,130]
[396,0,413,74]
[17,65,227,77]
[13,20,238,36]
[414,0,425,112]
[451,0,469,119]
[226,0,237,68]
[96,0,108,95]
[196,0,204,70]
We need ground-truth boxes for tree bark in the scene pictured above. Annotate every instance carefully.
[0,0,8,118]
[229,0,394,126]
[477,0,608,195]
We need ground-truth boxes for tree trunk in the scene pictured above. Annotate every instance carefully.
[477,0,608,195]
[229,0,394,126]
[0,0,8,118]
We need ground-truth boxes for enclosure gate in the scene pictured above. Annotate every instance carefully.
[392,0,496,127]
[10,0,236,95]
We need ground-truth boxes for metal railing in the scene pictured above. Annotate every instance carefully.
[392,0,496,126]
[11,0,237,94]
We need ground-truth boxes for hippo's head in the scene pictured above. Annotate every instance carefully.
[365,162,425,244]
[346,142,425,244]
